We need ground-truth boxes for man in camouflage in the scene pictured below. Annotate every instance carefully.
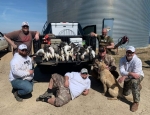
[90,28,114,54]
[36,68,91,107]
[91,46,119,79]
[118,46,144,112]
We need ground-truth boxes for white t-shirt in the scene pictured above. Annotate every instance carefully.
[65,72,91,100]
[9,53,34,81]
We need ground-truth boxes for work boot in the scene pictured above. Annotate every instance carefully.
[39,91,53,99]
[13,91,23,102]
[131,102,139,112]
[36,95,55,102]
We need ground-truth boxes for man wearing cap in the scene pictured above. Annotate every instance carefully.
[36,68,91,107]
[118,46,144,112]
[90,28,114,54]
[92,46,119,79]
[2,21,40,55]
[9,44,34,102]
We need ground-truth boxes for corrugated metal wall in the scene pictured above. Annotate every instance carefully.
[47,0,150,48]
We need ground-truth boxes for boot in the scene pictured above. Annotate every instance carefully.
[131,102,139,112]
[13,91,23,102]
[39,91,53,99]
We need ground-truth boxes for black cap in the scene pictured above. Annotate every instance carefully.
[99,46,106,52]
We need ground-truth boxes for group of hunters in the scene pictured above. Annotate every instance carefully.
[0,22,144,112]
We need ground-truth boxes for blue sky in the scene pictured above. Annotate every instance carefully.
[0,0,47,33]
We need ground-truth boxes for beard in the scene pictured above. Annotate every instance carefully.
[19,52,28,57]
[22,30,29,35]
[126,56,133,61]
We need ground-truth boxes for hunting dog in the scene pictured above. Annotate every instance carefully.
[91,59,123,100]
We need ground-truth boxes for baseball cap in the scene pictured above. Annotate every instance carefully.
[18,44,27,50]
[99,46,106,52]
[22,21,29,26]
[126,46,135,52]
[81,68,88,74]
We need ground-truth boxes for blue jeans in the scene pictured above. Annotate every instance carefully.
[11,79,33,96]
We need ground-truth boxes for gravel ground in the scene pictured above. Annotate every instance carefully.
[0,47,150,115]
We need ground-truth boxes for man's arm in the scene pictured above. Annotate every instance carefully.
[30,31,40,41]
[128,72,140,79]
[106,42,114,49]
[11,63,33,78]
[0,32,17,49]
[82,79,91,95]
[34,31,40,40]
[119,58,129,76]
[90,32,98,37]
[64,75,69,88]
[129,59,143,79]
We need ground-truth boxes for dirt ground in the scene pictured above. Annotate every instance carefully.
[0,46,150,115]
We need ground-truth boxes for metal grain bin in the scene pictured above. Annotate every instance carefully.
[47,0,150,48]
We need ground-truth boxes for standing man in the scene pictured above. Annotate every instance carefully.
[36,68,91,107]
[2,21,40,55]
[90,28,114,54]
[118,46,144,112]
[9,44,34,102]
[92,46,119,79]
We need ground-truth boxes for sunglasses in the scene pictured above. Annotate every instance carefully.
[99,50,105,53]
[126,51,134,54]
[22,26,29,28]
[21,49,28,52]
[82,73,88,75]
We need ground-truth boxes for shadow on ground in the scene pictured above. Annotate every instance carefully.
[89,76,133,106]
[143,60,150,68]
[0,50,9,59]
[33,62,91,82]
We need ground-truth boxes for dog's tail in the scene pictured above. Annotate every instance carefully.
[108,84,123,98]
[108,86,120,98]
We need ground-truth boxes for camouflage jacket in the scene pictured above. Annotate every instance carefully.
[93,54,117,71]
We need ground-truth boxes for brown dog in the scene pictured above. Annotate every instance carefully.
[91,59,123,100]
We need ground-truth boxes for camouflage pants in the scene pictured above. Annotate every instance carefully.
[51,73,71,107]
[123,76,143,102]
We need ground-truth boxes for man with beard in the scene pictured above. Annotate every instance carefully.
[9,44,34,102]
[36,68,91,107]
[90,28,114,54]
[92,46,119,79]
[4,22,39,55]
[118,46,144,112]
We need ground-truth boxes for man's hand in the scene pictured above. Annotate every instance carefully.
[118,76,127,83]
[34,32,39,40]
[29,70,34,75]
[64,80,69,88]
[90,32,97,37]
[0,32,4,37]
[105,65,110,70]
[82,89,89,96]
